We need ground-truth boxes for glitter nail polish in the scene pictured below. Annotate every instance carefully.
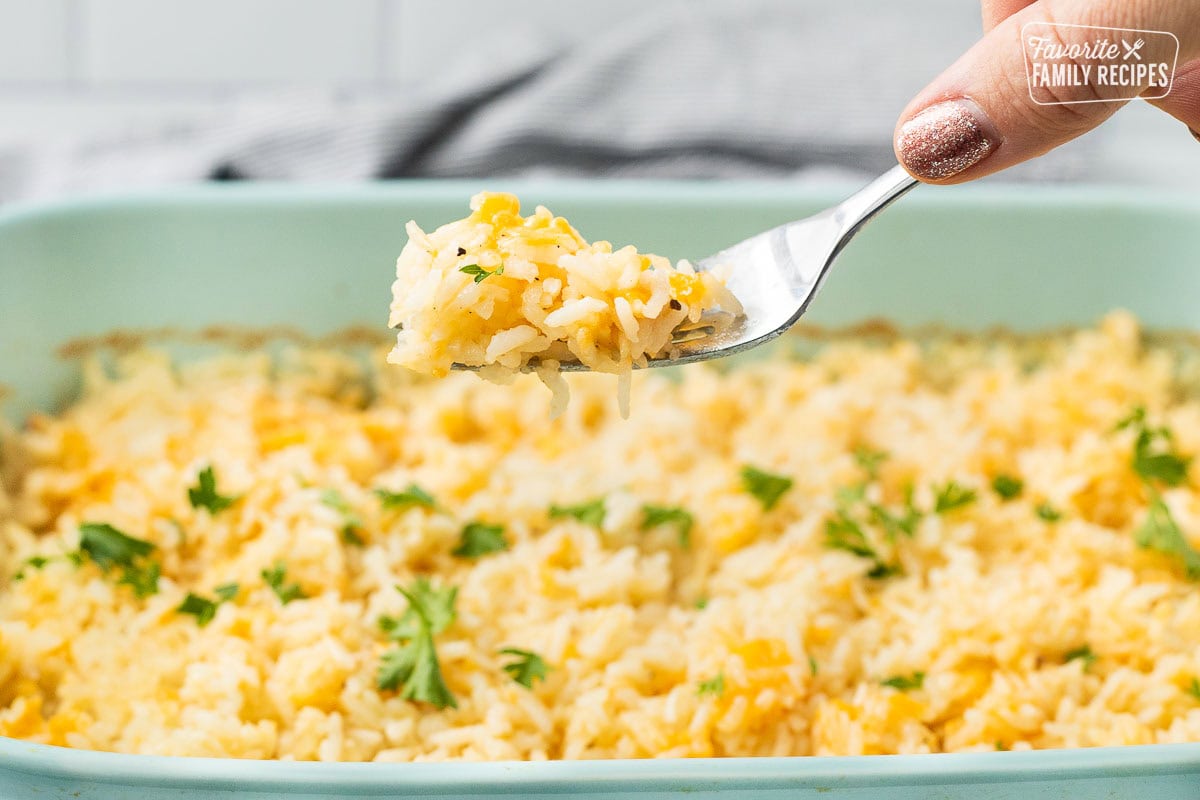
[896,99,1001,181]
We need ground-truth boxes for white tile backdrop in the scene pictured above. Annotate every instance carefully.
[0,0,1195,184]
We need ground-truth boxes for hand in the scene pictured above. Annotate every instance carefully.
[893,0,1200,183]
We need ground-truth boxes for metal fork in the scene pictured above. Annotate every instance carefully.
[455,164,918,372]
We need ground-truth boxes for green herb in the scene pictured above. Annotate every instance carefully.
[881,671,925,691]
[824,510,901,579]
[376,579,458,708]
[13,555,51,581]
[459,263,504,283]
[694,597,709,610]
[1064,644,1097,670]
[261,561,307,604]
[1134,493,1200,579]
[118,561,160,598]
[452,522,508,559]
[995,740,1008,751]
[1186,678,1200,701]
[498,647,550,689]
[176,581,240,627]
[868,500,919,542]
[1035,503,1062,522]
[549,498,606,528]
[1118,407,1191,487]
[321,488,365,546]
[79,523,155,571]
[933,481,976,514]
[375,484,437,511]
[698,672,726,697]
[187,466,237,514]
[853,446,888,480]
[740,466,793,511]
[808,655,819,676]
[640,504,694,548]
[991,474,1024,500]
[78,522,160,598]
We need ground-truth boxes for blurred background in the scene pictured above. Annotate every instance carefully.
[0,0,1196,205]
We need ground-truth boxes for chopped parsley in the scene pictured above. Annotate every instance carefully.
[640,504,694,548]
[697,672,726,697]
[868,494,921,542]
[1187,678,1200,701]
[1064,644,1097,670]
[78,522,160,598]
[187,466,237,514]
[498,647,550,689]
[808,655,819,676]
[261,561,307,604]
[694,597,709,610]
[452,522,508,559]
[853,446,888,480]
[881,671,925,691]
[991,474,1024,500]
[376,579,458,708]
[740,466,793,511]
[1035,503,1062,522]
[933,481,976,514]
[1118,406,1191,486]
[549,498,606,528]
[176,583,238,627]
[321,488,365,546]
[13,555,51,581]
[1134,493,1200,579]
[824,509,901,579]
[376,484,437,511]
[459,263,504,283]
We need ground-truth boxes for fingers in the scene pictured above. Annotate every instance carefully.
[1148,57,1200,134]
[981,0,1036,31]
[895,0,1198,184]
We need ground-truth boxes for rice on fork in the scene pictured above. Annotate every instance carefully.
[386,192,740,416]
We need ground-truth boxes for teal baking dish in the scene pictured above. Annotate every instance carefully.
[2,181,1200,798]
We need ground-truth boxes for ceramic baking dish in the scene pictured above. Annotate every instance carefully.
[2,181,1199,799]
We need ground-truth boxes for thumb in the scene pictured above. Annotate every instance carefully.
[894,0,1194,183]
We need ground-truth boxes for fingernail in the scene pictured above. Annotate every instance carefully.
[896,99,1001,181]
[1190,126,1200,144]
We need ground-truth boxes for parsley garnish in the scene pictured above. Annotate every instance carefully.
[187,466,237,514]
[694,597,709,610]
[853,446,888,480]
[640,504,694,548]
[499,647,550,689]
[1118,407,1191,486]
[1134,492,1200,578]
[740,466,793,510]
[321,488,365,546]
[13,555,50,581]
[991,474,1023,500]
[459,263,504,283]
[881,671,925,691]
[808,655,819,676]
[176,583,238,627]
[698,673,725,696]
[261,561,307,604]
[1064,644,1097,670]
[1187,678,1200,701]
[78,522,160,598]
[375,484,436,511]
[1035,503,1062,522]
[824,509,901,579]
[933,481,976,513]
[376,579,458,708]
[452,522,508,559]
[549,498,606,528]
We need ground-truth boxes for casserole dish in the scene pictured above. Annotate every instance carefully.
[1,181,1199,798]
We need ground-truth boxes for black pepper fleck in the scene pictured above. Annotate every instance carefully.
[457,247,466,256]
[669,299,682,310]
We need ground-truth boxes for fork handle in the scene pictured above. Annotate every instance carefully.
[834,164,920,237]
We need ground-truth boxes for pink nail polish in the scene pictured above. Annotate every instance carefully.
[896,99,1001,180]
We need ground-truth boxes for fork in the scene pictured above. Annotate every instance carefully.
[450,164,918,373]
